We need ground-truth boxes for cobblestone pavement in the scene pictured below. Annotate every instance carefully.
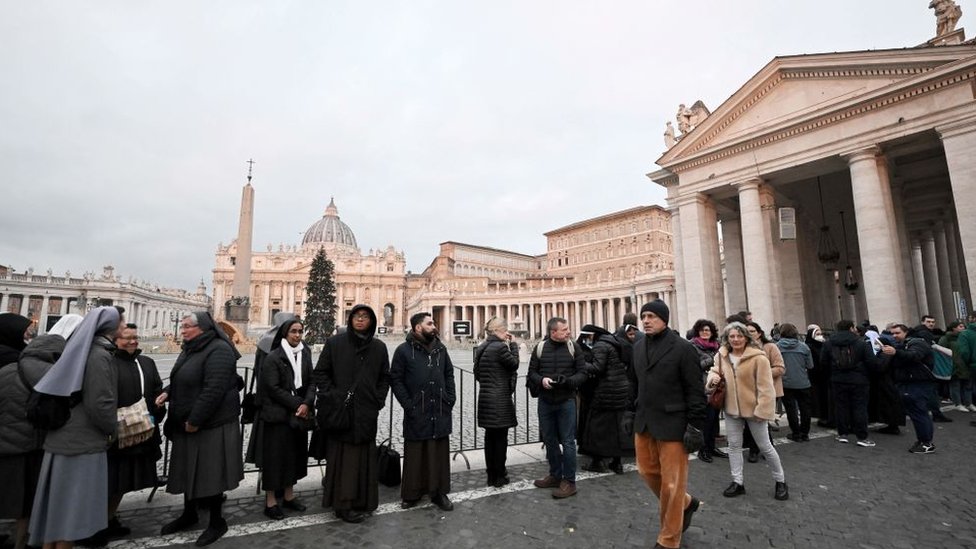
[76,409,976,549]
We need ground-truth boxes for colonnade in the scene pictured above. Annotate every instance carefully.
[431,289,677,340]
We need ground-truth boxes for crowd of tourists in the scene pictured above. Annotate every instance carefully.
[2,302,974,549]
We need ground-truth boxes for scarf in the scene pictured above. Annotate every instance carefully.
[281,338,304,388]
[692,336,719,352]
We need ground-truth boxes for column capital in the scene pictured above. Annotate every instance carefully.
[840,145,882,165]
[733,177,764,193]
[670,191,713,209]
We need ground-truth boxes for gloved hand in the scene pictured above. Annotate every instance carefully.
[682,425,704,454]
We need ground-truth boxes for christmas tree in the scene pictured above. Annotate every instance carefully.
[304,247,338,344]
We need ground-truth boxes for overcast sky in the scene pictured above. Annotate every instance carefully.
[0,1,952,291]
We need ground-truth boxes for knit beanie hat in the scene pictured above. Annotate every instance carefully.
[640,300,670,325]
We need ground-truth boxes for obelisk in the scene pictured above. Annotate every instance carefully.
[228,160,255,327]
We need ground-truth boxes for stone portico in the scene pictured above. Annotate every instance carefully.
[651,44,976,331]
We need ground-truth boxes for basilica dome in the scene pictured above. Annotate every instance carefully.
[302,198,358,249]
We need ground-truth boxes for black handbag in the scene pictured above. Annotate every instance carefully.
[241,367,259,425]
[376,438,401,487]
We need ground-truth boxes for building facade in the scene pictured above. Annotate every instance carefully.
[650,23,975,331]
[0,264,211,336]
[214,194,676,339]
[405,205,676,338]
[212,198,410,337]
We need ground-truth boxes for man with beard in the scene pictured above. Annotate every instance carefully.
[314,305,390,523]
[390,312,456,512]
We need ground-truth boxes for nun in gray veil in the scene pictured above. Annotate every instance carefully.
[29,306,121,549]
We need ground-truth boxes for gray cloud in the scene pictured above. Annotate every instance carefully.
[0,1,939,288]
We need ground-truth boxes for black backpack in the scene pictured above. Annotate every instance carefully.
[17,363,81,431]
[831,344,856,371]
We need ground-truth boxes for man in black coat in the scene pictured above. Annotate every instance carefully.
[390,312,456,512]
[527,317,590,499]
[821,319,877,446]
[628,300,706,549]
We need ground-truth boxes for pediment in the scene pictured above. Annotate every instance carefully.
[658,46,976,166]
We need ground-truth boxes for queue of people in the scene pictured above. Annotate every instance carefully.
[4,303,971,549]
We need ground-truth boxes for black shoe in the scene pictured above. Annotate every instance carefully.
[747,450,759,463]
[195,519,228,547]
[723,482,746,497]
[104,517,131,539]
[400,499,420,509]
[492,475,511,487]
[335,509,365,523]
[774,481,789,500]
[877,425,901,435]
[486,475,496,487]
[682,497,700,532]
[76,532,108,548]
[697,449,713,463]
[263,505,285,520]
[800,433,810,442]
[583,459,608,473]
[933,414,953,423]
[281,498,306,512]
[161,511,199,535]
[608,458,623,474]
[712,448,728,459]
[431,493,454,512]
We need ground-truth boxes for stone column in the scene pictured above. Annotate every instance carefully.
[721,217,747,315]
[938,119,976,304]
[911,240,927,318]
[667,206,690,331]
[736,179,776,328]
[842,147,908,325]
[0,294,7,313]
[673,193,725,327]
[889,179,920,322]
[934,224,956,322]
[920,231,946,324]
[944,221,964,303]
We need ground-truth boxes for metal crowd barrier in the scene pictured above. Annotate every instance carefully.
[150,363,542,500]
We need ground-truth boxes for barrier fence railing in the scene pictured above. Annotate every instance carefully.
[150,363,542,500]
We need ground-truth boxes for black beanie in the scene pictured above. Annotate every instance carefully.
[640,300,670,325]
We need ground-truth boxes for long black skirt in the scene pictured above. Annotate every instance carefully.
[400,437,451,501]
[322,440,378,512]
[259,422,309,491]
[579,408,635,458]
[0,450,43,519]
[108,448,159,495]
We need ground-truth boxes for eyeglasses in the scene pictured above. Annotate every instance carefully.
[352,313,371,320]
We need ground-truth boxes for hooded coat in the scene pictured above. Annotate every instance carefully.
[391,331,456,441]
[579,327,634,457]
[473,333,519,430]
[313,305,390,445]
[0,334,64,454]
[776,337,814,390]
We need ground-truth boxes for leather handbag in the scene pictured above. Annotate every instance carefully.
[117,364,155,448]
[707,360,727,410]
[376,438,401,487]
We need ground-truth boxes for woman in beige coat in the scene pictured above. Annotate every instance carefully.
[707,322,788,501]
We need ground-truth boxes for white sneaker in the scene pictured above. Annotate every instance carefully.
[856,439,876,447]
[956,405,970,413]
[835,435,849,443]
[967,404,976,412]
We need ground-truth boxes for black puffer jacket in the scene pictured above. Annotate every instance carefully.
[589,331,631,410]
[527,338,589,403]
[391,333,456,441]
[164,330,240,436]
[474,334,519,429]
[313,305,390,445]
[0,334,64,454]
